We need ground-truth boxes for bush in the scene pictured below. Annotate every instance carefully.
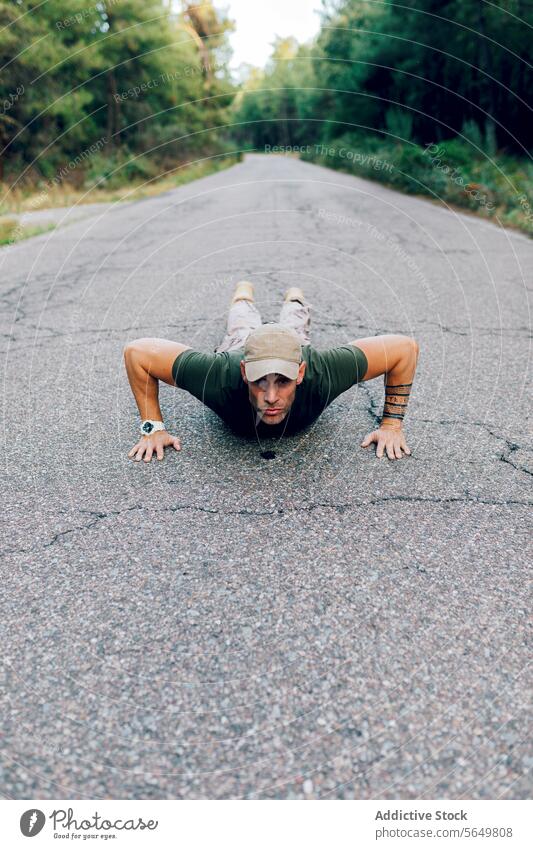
[461,120,483,149]
[304,130,532,235]
[385,108,413,143]
[0,218,19,244]
[83,151,158,189]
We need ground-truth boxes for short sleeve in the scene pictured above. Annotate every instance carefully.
[172,349,226,413]
[316,344,368,404]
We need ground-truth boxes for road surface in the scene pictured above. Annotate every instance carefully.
[1,154,531,799]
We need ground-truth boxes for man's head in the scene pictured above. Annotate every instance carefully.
[240,323,306,425]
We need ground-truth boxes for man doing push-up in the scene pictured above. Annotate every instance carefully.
[123,282,419,462]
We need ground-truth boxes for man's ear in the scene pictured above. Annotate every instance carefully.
[240,360,248,384]
[296,360,306,384]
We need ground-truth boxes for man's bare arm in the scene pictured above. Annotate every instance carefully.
[349,335,420,460]
[123,337,191,462]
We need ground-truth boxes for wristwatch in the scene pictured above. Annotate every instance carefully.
[140,420,165,436]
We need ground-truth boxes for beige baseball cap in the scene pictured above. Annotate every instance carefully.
[243,323,302,381]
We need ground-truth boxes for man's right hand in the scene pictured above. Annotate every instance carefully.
[127,431,181,462]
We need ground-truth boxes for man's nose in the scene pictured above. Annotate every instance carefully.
[264,382,278,403]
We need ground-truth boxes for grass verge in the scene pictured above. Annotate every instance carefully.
[302,134,533,237]
[0,219,56,247]
[0,154,241,217]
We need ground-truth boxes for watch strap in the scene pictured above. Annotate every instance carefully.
[140,420,165,436]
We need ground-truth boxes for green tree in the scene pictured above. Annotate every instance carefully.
[0,0,236,183]
[232,37,318,148]
[315,0,532,152]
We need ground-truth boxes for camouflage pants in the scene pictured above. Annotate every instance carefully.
[215,298,311,353]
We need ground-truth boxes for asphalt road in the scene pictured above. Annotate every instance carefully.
[1,154,531,800]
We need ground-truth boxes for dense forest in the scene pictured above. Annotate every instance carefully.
[234,0,532,153]
[1,0,531,234]
[0,1,235,186]
[233,0,532,232]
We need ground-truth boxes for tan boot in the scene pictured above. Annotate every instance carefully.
[231,280,255,304]
[284,286,305,305]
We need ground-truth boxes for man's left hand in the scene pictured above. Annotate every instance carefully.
[361,426,412,460]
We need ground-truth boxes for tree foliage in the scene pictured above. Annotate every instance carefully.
[233,0,532,154]
[0,0,235,182]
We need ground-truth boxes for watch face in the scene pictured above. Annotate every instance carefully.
[142,422,154,434]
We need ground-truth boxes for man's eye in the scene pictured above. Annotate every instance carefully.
[252,376,289,387]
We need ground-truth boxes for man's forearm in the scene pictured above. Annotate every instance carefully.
[124,346,164,423]
[354,335,418,459]
[380,339,418,429]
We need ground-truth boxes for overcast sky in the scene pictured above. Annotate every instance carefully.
[223,0,322,69]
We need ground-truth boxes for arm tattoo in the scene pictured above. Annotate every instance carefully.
[381,381,412,424]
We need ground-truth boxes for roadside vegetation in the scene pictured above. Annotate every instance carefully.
[0,154,238,215]
[1,1,531,237]
[232,1,532,236]
[0,218,55,246]
[0,1,236,219]
[0,154,239,245]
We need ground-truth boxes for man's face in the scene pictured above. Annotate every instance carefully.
[240,361,306,425]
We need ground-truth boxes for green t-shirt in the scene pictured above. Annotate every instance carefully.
[172,344,368,439]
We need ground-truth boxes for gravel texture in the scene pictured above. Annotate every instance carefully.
[0,154,531,800]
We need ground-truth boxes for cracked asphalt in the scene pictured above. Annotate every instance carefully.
[1,154,531,800]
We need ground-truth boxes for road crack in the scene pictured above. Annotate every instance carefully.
[2,495,530,561]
